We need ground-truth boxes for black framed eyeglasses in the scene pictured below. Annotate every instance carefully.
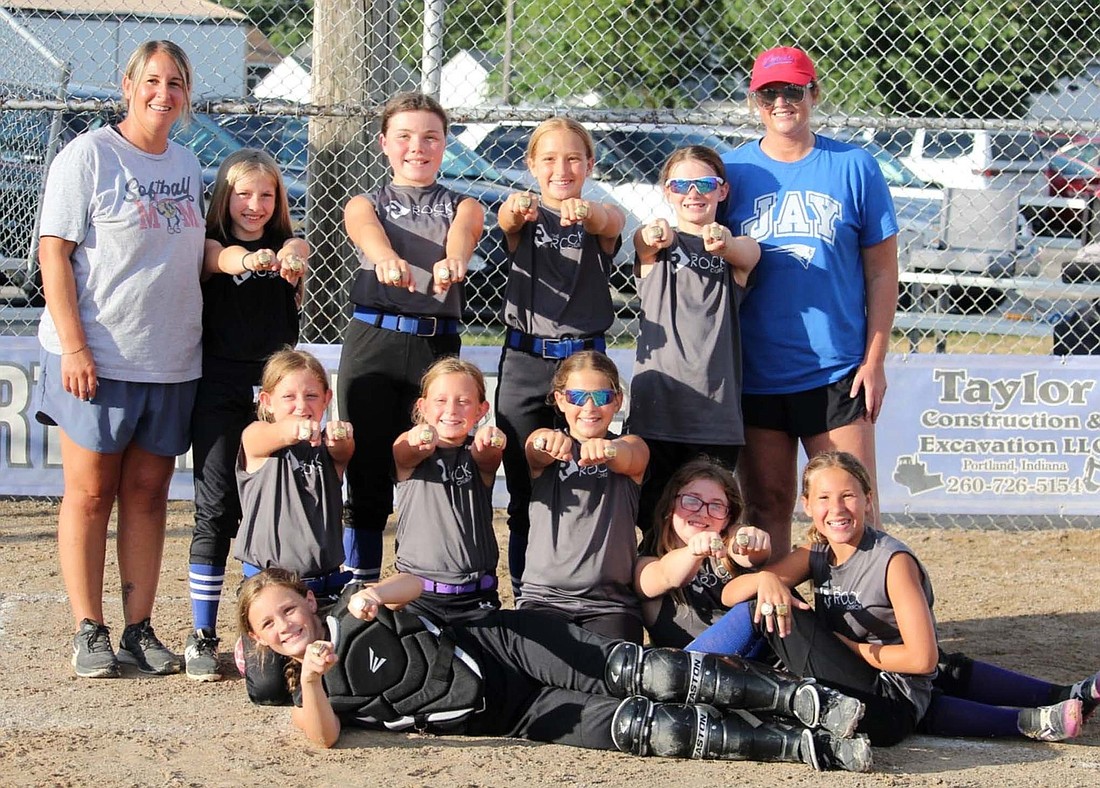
[676,493,730,519]
[753,82,815,107]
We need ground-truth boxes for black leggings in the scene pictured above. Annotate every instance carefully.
[759,603,919,746]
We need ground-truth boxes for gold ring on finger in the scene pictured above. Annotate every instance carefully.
[775,603,790,617]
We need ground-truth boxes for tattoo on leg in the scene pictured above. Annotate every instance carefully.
[121,581,135,610]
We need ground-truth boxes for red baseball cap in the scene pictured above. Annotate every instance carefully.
[750,47,817,91]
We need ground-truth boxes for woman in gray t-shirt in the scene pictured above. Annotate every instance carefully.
[36,41,204,680]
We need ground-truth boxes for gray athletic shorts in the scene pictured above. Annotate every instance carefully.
[35,351,198,456]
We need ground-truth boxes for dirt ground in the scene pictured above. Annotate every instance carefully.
[0,500,1098,788]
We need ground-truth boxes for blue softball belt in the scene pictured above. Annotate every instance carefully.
[419,574,498,595]
[506,328,606,359]
[353,306,460,337]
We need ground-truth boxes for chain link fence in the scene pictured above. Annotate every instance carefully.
[1,1,1099,524]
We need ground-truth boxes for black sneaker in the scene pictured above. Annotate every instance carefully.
[184,628,221,682]
[792,681,865,738]
[71,618,120,679]
[1068,671,1100,719]
[118,619,181,675]
[801,729,874,772]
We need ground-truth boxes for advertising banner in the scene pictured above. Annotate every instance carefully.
[4,337,1098,514]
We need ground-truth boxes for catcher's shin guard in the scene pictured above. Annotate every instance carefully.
[609,696,872,771]
[604,643,863,738]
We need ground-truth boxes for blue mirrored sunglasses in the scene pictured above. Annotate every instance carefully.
[564,388,617,407]
[664,176,725,195]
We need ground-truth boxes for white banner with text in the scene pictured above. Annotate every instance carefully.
[3,337,1098,514]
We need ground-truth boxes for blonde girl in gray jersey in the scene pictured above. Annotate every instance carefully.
[392,357,505,622]
[495,118,626,594]
[233,348,355,705]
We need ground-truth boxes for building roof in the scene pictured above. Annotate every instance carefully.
[247,27,281,68]
[2,0,244,19]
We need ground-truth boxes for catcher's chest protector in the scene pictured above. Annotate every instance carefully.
[321,597,484,732]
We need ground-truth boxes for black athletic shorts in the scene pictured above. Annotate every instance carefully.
[742,366,866,438]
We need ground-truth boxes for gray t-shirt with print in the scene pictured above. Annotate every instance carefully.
[37,126,204,382]
[394,441,499,585]
[518,432,641,620]
[629,231,747,444]
[503,205,617,338]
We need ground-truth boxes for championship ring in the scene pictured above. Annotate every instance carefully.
[255,249,275,268]
[286,254,305,273]
[388,267,402,283]
[574,202,589,220]
[533,436,548,451]
[296,423,313,441]
[419,427,434,444]
[708,224,724,242]
[332,424,349,440]
[489,434,505,449]
[517,193,532,210]
[645,224,665,244]
[735,532,751,547]
[603,445,618,459]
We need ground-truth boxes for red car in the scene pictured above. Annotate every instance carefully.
[1041,140,1100,238]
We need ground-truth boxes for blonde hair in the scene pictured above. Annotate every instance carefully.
[256,348,329,421]
[526,117,595,163]
[236,568,311,693]
[380,91,448,135]
[206,148,293,243]
[548,350,622,409]
[801,451,873,545]
[411,356,488,424]
[122,40,193,124]
[651,458,742,600]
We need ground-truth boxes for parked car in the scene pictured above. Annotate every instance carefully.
[1041,139,1100,239]
[870,128,1060,193]
[0,89,309,305]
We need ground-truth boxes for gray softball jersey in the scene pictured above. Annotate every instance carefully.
[503,206,617,339]
[394,441,499,585]
[630,232,747,444]
[810,527,937,719]
[234,442,345,577]
[347,182,465,318]
[518,433,641,620]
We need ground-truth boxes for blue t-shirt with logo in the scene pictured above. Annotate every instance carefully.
[722,135,897,394]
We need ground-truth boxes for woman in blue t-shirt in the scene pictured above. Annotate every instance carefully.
[722,47,899,556]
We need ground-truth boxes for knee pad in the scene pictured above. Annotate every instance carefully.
[605,641,645,697]
[612,696,724,759]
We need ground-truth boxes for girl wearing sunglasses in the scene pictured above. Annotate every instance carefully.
[520,351,649,642]
[721,46,899,557]
[634,457,771,655]
[629,145,760,552]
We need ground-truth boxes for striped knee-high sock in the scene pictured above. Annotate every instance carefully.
[189,563,226,633]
